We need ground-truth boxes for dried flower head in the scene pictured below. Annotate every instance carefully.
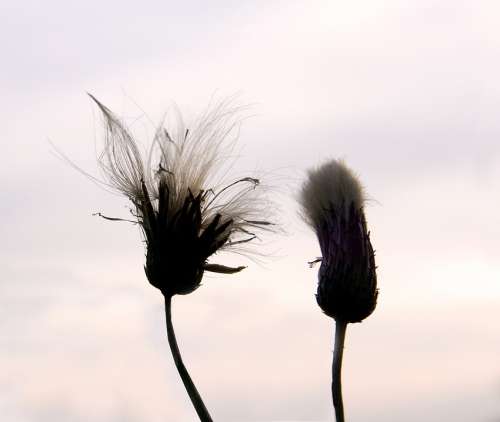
[88,95,272,298]
[299,159,377,323]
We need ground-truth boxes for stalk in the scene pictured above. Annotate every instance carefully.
[164,295,213,422]
[332,320,348,422]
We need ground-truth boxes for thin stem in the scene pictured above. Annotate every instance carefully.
[164,295,213,422]
[332,319,348,422]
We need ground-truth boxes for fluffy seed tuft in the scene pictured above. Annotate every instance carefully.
[299,159,365,229]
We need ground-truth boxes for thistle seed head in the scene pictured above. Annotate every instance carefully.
[89,95,272,297]
[299,159,378,323]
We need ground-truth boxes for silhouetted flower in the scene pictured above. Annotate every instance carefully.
[89,94,271,297]
[299,159,378,422]
[83,95,272,422]
[299,159,377,322]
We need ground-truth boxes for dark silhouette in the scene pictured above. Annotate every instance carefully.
[299,159,378,422]
[75,95,272,421]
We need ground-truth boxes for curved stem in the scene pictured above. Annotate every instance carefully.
[164,295,213,422]
[332,320,348,422]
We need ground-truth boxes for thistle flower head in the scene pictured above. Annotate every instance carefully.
[89,95,271,297]
[299,159,377,323]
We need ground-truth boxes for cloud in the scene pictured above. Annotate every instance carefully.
[2,1,500,421]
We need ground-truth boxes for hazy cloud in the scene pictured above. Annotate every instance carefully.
[2,1,500,421]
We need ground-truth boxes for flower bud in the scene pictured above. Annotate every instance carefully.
[300,159,378,323]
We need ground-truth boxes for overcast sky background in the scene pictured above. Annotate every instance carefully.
[2,1,500,421]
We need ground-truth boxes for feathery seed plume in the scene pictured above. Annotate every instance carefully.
[90,94,272,297]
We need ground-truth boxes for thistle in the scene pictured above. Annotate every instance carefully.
[83,95,271,422]
[299,159,378,422]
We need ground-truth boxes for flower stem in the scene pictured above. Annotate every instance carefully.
[332,319,348,422]
[164,295,213,422]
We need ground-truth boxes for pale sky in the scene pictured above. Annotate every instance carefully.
[2,1,500,421]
